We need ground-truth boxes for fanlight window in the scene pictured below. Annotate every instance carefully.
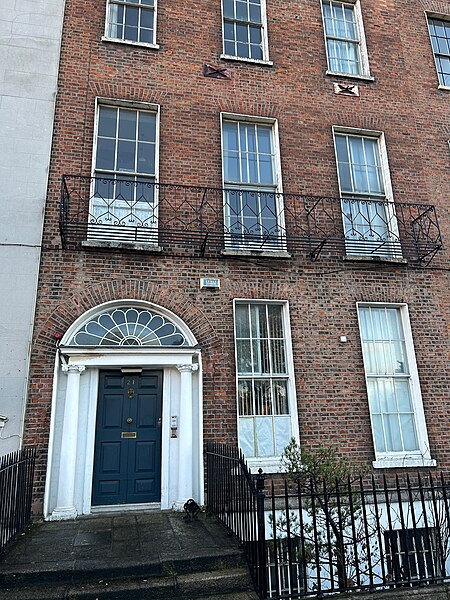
[69,308,189,347]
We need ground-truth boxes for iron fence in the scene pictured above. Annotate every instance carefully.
[206,442,268,596]
[206,443,450,599]
[0,448,36,554]
[60,175,442,264]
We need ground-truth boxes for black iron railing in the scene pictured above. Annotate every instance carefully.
[60,175,442,264]
[0,448,36,554]
[206,442,268,597]
[206,444,450,599]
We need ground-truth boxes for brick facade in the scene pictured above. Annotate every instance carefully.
[26,0,450,511]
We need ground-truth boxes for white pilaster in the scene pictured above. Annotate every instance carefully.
[174,363,198,509]
[50,364,85,520]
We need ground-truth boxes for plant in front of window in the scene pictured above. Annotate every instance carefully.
[271,439,382,591]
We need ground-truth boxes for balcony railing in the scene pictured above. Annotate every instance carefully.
[60,175,442,264]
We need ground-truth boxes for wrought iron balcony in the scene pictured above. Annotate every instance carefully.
[60,175,442,264]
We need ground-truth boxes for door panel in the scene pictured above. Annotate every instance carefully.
[92,370,163,506]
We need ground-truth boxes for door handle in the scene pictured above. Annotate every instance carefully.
[158,418,162,427]
[126,417,133,424]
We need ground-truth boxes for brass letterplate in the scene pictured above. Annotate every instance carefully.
[121,432,137,439]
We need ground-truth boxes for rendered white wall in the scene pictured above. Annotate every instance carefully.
[0,0,65,454]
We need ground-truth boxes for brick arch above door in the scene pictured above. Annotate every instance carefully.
[32,279,220,360]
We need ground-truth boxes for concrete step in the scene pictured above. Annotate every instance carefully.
[0,567,258,600]
[0,513,259,599]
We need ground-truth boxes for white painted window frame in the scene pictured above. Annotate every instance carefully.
[102,0,160,50]
[220,0,272,66]
[233,299,300,472]
[425,12,450,91]
[321,0,372,80]
[89,98,161,245]
[220,112,286,254]
[356,302,435,469]
[332,125,402,260]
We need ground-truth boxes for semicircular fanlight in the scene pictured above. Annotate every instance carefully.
[69,308,189,347]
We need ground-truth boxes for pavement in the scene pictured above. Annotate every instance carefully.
[0,510,258,599]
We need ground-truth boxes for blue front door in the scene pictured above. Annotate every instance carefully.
[92,370,163,506]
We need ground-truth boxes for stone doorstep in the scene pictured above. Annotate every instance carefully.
[0,567,257,600]
[0,547,246,588]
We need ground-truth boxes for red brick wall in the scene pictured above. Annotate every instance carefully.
[26,0,450,508]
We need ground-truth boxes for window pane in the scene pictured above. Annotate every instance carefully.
[223,0,234,19]
[395,380,413,412]
[250,40,263,62]
[236,0,248,21]
[400,414,419,451]
[96,138,116,171]
[223,121,239,150]
[140,9,154,29]
[252,339,270,373]
[372,414,386,453]
[235,303,250,337]
[98,106,117,137]
[224,20,235,42]
[259,155,274,184]
[271,340,286,373]
[125,5,139,26]
[385,414,402,452]
[140,28,153,43]
[252,380,269,415]
[249,3,261,23]
[224,39,235,55]
[236,23,248,42]
[137,142,155,174]
[118,109,137,140]
[255,416,275,457]
[251,304,268,338]
[117,139,136,171]
[237,339,252,374]
[274,416,291,455]
[238,380,253,414]
[257,126,272,153]
[124,25,138,41]
[239,417,255,457]
[268,304,283,337]
[224,152,240,182]
[273,380,288,413]
[138,112,156,142]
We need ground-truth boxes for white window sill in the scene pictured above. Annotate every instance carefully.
[246,457,283,474]
[326,70,374,82]
[373,457,436,469]
[82,240,163,252]
[222,249,291,259]
[344,254,407,264]
[438,85,450,91]
[101,36,160,50]
[220,54,273,67]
